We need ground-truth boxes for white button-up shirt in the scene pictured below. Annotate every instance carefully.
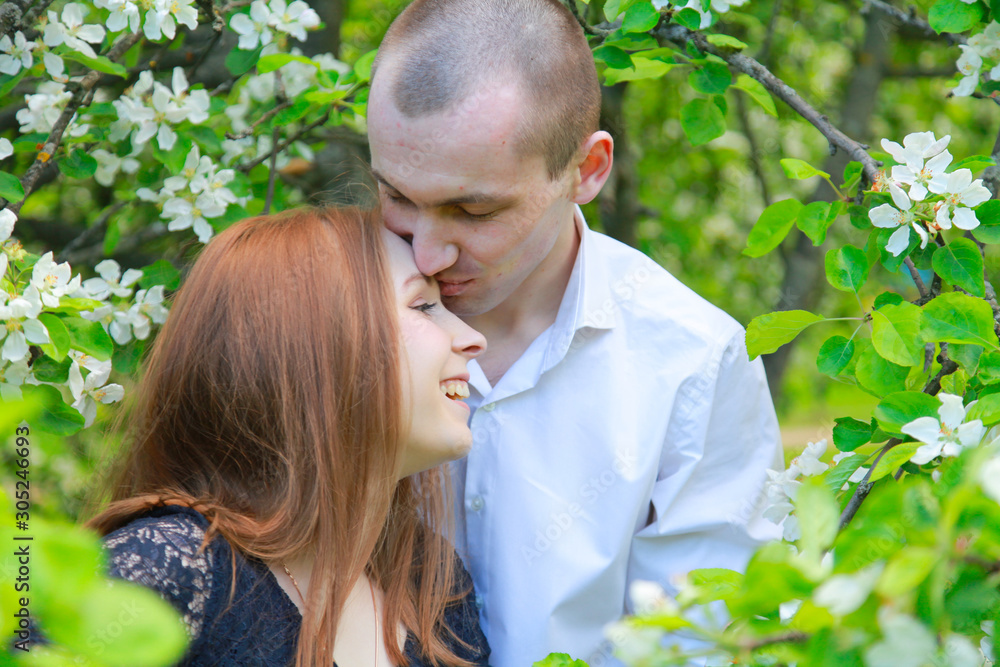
[452,207,783,667]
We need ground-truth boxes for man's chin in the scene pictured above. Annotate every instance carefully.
[442,292,494,318]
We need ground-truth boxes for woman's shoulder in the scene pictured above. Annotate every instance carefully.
[102,505,224,642]
[102,505,299,665]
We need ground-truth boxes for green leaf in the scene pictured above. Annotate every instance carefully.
[874,291,905,309]
[533,654,589,667]
[928,0,984,33]
[31,355,72,383]
[257,53,319,74]
[680,97,726,146]
[744,198,802,257]
[0,69,26,99]
[353,49,378,83]
[57,149,98,179]
[684,568,743,604]
[849,203,871,230]
[921,292,1000,349]
[37,313,70,361]
[0,171,25,202]
[870,442,919,481]
[825,244,868,292]
[746,310,824,359]
[953,343,984,375]
[60,49,127,78]
[797,201,834,246]
[674,6,704,30]
[225,45,264,77]
[622,1,660,32]
[706,34,747,49]
[973,199,1000,244]
[139,259,181,291]
[272,99,314,126]
[824,452,868,490]
[871,302,924,367]
[817,335,855,377]
[780,158,830,180]
[797,477,839,557]
[153,134,193,174]
[61,316,114,361]
[602,58,675,84]
[688,62,731,95]
[856,343,909,396]
[731,542,815,616]
[978,349,1000,384]
[733,74,777,116]
[932,238,985,297]
[604,0,642,20]
[593,45,635,70]
[874,391,941,434]
[952,154,996,173]
[20,384,85,435]
[966,392,1000,425]
[833,417,874,452]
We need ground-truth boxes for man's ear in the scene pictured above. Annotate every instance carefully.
[571,131,614,205]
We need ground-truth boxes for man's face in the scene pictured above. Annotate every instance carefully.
[368,76,578,317]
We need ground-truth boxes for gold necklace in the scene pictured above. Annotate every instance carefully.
[282,563,381,667]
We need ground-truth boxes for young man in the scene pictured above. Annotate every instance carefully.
[366,1,784,665]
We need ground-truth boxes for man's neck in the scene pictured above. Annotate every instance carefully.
[464,212,581,386]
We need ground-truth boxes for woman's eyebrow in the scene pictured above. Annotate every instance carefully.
[403,272,434,288]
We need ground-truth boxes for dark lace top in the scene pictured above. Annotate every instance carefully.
[102,505,491,666]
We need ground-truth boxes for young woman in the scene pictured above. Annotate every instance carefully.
[84,207,490,666]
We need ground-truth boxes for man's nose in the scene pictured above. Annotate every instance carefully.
[410,224,459,277]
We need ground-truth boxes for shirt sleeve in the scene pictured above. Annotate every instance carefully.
[626,327,784,603]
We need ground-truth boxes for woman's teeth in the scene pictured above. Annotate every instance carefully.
[440,380,470,400]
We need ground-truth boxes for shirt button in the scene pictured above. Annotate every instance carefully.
[468,496,484,511]
[475,594,484,609]
[481,402,496,412]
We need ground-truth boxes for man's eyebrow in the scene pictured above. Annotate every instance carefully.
[372,169,514,208]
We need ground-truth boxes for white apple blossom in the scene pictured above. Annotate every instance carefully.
[903,393,986,465]
[91,149,141,187]
[881,132,951,172]
[31,252,81,308]
[0,138,11,161]
[67,349,112,401]
[869,183,927,256]
[629,580,679,616]
[0,286,48,363]
[162,197,221,242]
[761,440,830,542]
[952,22,1000,96]
[0,359,31,401]
[143,0,199,41]
[70,364,124,427]
[95,0,142,33]
[124,285,169,340]
[44,3,106,59]
[82,259,144,300]
[0,31,36,76]
[651,0,746,29]
[267,0,320,41]
[813,562,883,617]
[17,82,87,137]
[891,149,952,201]
[929,168,992,231]
[865,610,938,667]
[230,1,274,50]
[980,456,1000,504]
[43,51,69,84]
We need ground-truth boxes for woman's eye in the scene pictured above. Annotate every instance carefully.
[412,302,437,314]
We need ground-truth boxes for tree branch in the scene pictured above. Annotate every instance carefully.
[237,109,332,173]
[904,257,928,298]
[654,23,882,181]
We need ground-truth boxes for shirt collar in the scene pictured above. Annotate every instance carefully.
[540,205,619,372]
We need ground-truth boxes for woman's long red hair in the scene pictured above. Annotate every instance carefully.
[85,207,472,666]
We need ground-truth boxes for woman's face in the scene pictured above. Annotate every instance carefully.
[383,227,486,478]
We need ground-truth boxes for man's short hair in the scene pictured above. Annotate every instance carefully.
[373,0,601,180]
